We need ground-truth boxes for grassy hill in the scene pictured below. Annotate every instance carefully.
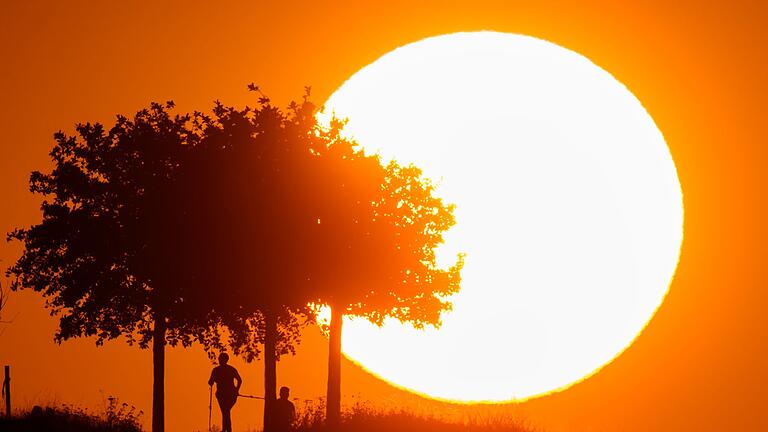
[293,402,539,432]
[0,402,142,432]
[1,400,537,432]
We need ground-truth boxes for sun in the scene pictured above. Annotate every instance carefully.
[318,31,683,402]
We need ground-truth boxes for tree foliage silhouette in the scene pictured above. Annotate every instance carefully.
[165,87,462,429]
[308,129,465,427]
[161,92,320,431]
[6,102,213,432]
[7,88,463,432]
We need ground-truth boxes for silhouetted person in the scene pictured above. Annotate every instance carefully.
[274,386,296,432]
[208,353,242,432]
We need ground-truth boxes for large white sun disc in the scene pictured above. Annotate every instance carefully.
[320,32,683,401]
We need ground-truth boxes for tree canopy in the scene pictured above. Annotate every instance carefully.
[6,102,213,432]
[160,88,463,428]
[7,102,211,343]
[8,89,463,432]
[308,124,464,426]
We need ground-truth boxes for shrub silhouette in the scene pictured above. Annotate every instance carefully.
[0,399,142,432]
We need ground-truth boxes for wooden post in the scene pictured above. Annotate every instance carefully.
[3,365,9,417]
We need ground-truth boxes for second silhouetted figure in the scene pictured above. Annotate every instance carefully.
[274,386,296,432]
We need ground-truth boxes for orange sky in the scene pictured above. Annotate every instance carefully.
[1,1,767,431]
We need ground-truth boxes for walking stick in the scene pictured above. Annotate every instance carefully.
[208,385,213,432]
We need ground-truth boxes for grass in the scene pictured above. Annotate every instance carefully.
[0,399,537,431]
[0,398,142,432]
[293,401,539,432]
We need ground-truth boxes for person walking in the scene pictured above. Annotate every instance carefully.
[208,353,242,432]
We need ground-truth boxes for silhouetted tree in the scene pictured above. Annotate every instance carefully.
[10,89,462,432]
[6,102,214,432]
[162,93,320,431]
[6,96,324,432]
[175,89,463,428]
[310,142,464,427]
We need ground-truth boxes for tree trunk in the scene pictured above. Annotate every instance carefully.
[152,312,166,432]
[263,309,278,432]
[326,305,343,427]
